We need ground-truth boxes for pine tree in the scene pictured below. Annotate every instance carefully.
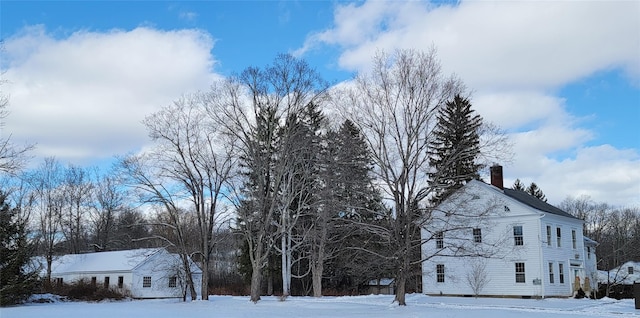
[428,94,483,205]
[0,191,39,306]
[512,179,526,191]
[526,182,547,202]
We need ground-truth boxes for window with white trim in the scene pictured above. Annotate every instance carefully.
[515,262,526,283]
[473,228,482,243]
[572,229,577,249]
[169,276,177,288]
[548,263,554,284]
[436,264,445,283]
[513,226,523,246]
[546,225,552,246]
[143,276,152,288]
[556,227,562,247]
[559,263,565,284]
[435,232,444,249]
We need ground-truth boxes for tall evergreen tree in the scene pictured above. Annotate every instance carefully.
[428,94,483,205]
[0,191,39,306]
[512,179,526,191]
[526,182,547,202]
[319,119,387,295]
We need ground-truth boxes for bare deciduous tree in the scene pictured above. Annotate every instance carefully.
[209,54,329,302]
[338,49,463,305]
[119,154,198,301]
[28,157,64,284]
[466,259,490,297]
[141,93,237,300]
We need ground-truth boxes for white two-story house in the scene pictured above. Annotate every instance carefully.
[421,165,597,298]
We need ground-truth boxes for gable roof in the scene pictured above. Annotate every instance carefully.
[502,188,578,220]
[50,248,161,274]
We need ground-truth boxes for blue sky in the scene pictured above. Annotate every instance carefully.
[1,0,639,206]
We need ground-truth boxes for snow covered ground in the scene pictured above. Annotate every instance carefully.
[2,294,638,318]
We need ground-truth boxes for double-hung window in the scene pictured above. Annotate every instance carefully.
[513,226,523,246]
[556,227,562,247]
[571,230,577,249]
[515,263,526,283]
[436,264,445,283]
[546,225,552,246]
[548,263,554,284]
[435,232,444,249]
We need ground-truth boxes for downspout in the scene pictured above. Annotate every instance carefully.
[538,213,546,299]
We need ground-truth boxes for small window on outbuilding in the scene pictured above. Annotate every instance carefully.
[91,276,97,286]
[473,228,482,243]
[143,276,152,288]
[629,267,634,275]
[169,276,177,288]
[104,276,110,289]
[118,276,124,289]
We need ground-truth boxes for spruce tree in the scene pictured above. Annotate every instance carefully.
[0,191,39,306]
[512,179,526,191]
[526,182,547,202]
[428,94,483,205]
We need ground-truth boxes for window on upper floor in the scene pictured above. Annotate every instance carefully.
[436,264,445,283]
[556,227,562,247]
[169,276,177,288]
[435,232,444,249]
[473,228,482,243]
[629,267,634,275]
[513,226,523,246]
[515,262,526,283]
[548,262,554,284]
[546,225,552,246]
[572,230,577,249]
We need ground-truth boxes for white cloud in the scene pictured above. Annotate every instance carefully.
[2,25,218,165]
[299,0,640,206]
[304,1,640,91]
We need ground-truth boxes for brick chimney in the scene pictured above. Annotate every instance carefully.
[490,165,503,189]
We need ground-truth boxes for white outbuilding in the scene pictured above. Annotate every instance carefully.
[44,248,202,299]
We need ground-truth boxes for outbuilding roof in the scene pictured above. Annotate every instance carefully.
[49,248,161,274]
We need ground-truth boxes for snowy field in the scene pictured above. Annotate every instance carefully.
[2,294,638,318]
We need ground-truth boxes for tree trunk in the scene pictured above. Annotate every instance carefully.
[201,256,209,300]
[250,264,262,303]
[395,274,407,306]
[312,261,323,297]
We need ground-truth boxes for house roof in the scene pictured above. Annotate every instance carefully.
[502,188,578,220]
[49,248,161,274]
